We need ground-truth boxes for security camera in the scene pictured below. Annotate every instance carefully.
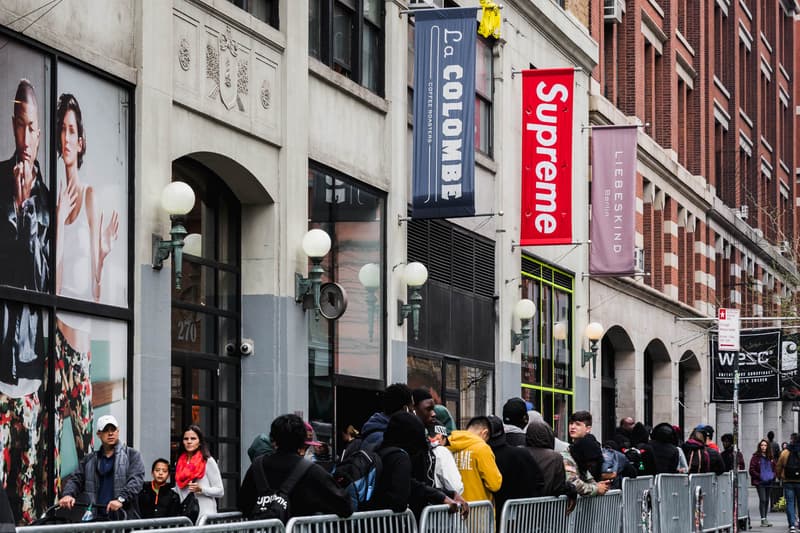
[240,339,255,356]
[224,342,237,356]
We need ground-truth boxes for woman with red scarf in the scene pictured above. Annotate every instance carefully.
[173,425,223,521]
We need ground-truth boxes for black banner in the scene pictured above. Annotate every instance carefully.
[710,329,781,402]
[782,333,800,399]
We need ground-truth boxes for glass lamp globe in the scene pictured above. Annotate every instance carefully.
[183,233,202,257]
[161,181,195,216]
[358,263,381,289]
[553,322,568,341]
[302,229,332,259]
[404,262,428,287]
[585,322,605,341]
[513,298,536,320]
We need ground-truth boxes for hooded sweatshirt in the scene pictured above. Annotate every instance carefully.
[447,430,503,502]
[524,421,570,497]
[776,442,800,482]
[360,412,391,448]
[682,438,711,473]
[488,417,543,518]
[650,423,680,474]
[503,424,527,447]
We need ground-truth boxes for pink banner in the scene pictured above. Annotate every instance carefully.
[589,126,638,275]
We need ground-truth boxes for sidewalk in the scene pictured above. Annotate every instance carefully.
[745,486,790,532]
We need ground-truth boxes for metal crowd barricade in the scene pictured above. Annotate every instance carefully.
[418,500,493,533]
[132,519,284,533]
[196,511,246,526]
[689,473,717,531]
[498,495,569,533]
[570,489,622,532]
[715,472,734,531]
[736,470,749,528]
[286,509,416,533]
[621,476,654,533]
[654,474,691,533]
[19,516,193,533]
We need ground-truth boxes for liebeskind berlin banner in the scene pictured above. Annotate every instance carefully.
[710,329,781,402]
[520,68,574,245]
[411,7,477,219]
[589,125,638,275]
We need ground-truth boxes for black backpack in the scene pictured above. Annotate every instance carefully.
[785,449,800,481]
[248,456,312,523]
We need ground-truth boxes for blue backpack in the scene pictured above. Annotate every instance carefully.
[333,446,383,511]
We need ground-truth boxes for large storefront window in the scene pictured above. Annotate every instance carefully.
[0,34,133,523]
[307,163,385,453]
[170,160,241,510]
[521,256,573,441]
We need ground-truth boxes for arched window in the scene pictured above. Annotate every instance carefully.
[170,158,241,509]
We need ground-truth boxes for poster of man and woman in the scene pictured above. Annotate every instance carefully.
[0,37,130,523]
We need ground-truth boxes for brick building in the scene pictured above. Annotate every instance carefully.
[587,1,800,442]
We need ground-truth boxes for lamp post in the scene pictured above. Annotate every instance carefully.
[582,322,604,379]
[397,262,428,341]
[295,229,332,318]
[152,181,196,290]
[510,298,536,351]
[358,262,380,341]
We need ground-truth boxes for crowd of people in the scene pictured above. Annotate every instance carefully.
[50,384,795,529]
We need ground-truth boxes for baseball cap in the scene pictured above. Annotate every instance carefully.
[96,414,119,431]
[303,421,322,446]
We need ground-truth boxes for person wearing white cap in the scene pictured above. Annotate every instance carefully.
[58,414,145,520]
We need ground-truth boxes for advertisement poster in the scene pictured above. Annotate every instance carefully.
[0,37,130,523]
[710,329,781,402]
[55,62,129,308]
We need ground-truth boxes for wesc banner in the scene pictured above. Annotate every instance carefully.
[411,7,477,219]
[710,329,781,402]
[520,68,574,245]
[589,126,638,275]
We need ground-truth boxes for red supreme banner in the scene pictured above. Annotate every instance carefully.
[520,68,574,246]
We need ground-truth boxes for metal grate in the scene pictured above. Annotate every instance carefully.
[407,219,496,297]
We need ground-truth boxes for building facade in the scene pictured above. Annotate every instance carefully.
[7,0,796,522]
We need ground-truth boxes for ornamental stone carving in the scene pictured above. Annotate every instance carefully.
[206,26,247,111]
[178,38,191,71]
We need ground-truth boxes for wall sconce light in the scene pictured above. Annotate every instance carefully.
[295,229,332,318]
[152,181,196,290]
[510,298,536,350]
[397,262,428,341]
[582,321,605,379]
[359,263,380,341]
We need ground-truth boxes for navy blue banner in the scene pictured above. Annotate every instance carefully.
[412,8,476,219]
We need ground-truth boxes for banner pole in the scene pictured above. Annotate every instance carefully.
[732,336,740,533]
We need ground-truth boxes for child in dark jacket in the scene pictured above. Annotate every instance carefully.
[138,458,181,519]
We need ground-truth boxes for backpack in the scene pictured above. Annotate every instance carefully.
[333,448,383,511]
[248,455,312,523]
[623,447,645,472]
[785,449,800,481]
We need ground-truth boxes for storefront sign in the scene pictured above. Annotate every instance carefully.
[520,68,574,245]
[589,125,637,274]
[411,7,477,219]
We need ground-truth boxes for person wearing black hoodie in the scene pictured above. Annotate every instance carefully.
[501,398,529,447]
[524,420,573,498]
[623,422,657,476]
[367,412,464,519]
[347,383,413,453]
[650,423,680,474]
[487,416,543,523]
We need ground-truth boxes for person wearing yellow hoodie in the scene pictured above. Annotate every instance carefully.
[447,416,503,503]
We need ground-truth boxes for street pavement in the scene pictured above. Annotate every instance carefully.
[745,486,791,532]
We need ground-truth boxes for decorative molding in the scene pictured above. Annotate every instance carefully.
[259,80,271,109]
[178,38,191,71]
[206,26,248,111]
